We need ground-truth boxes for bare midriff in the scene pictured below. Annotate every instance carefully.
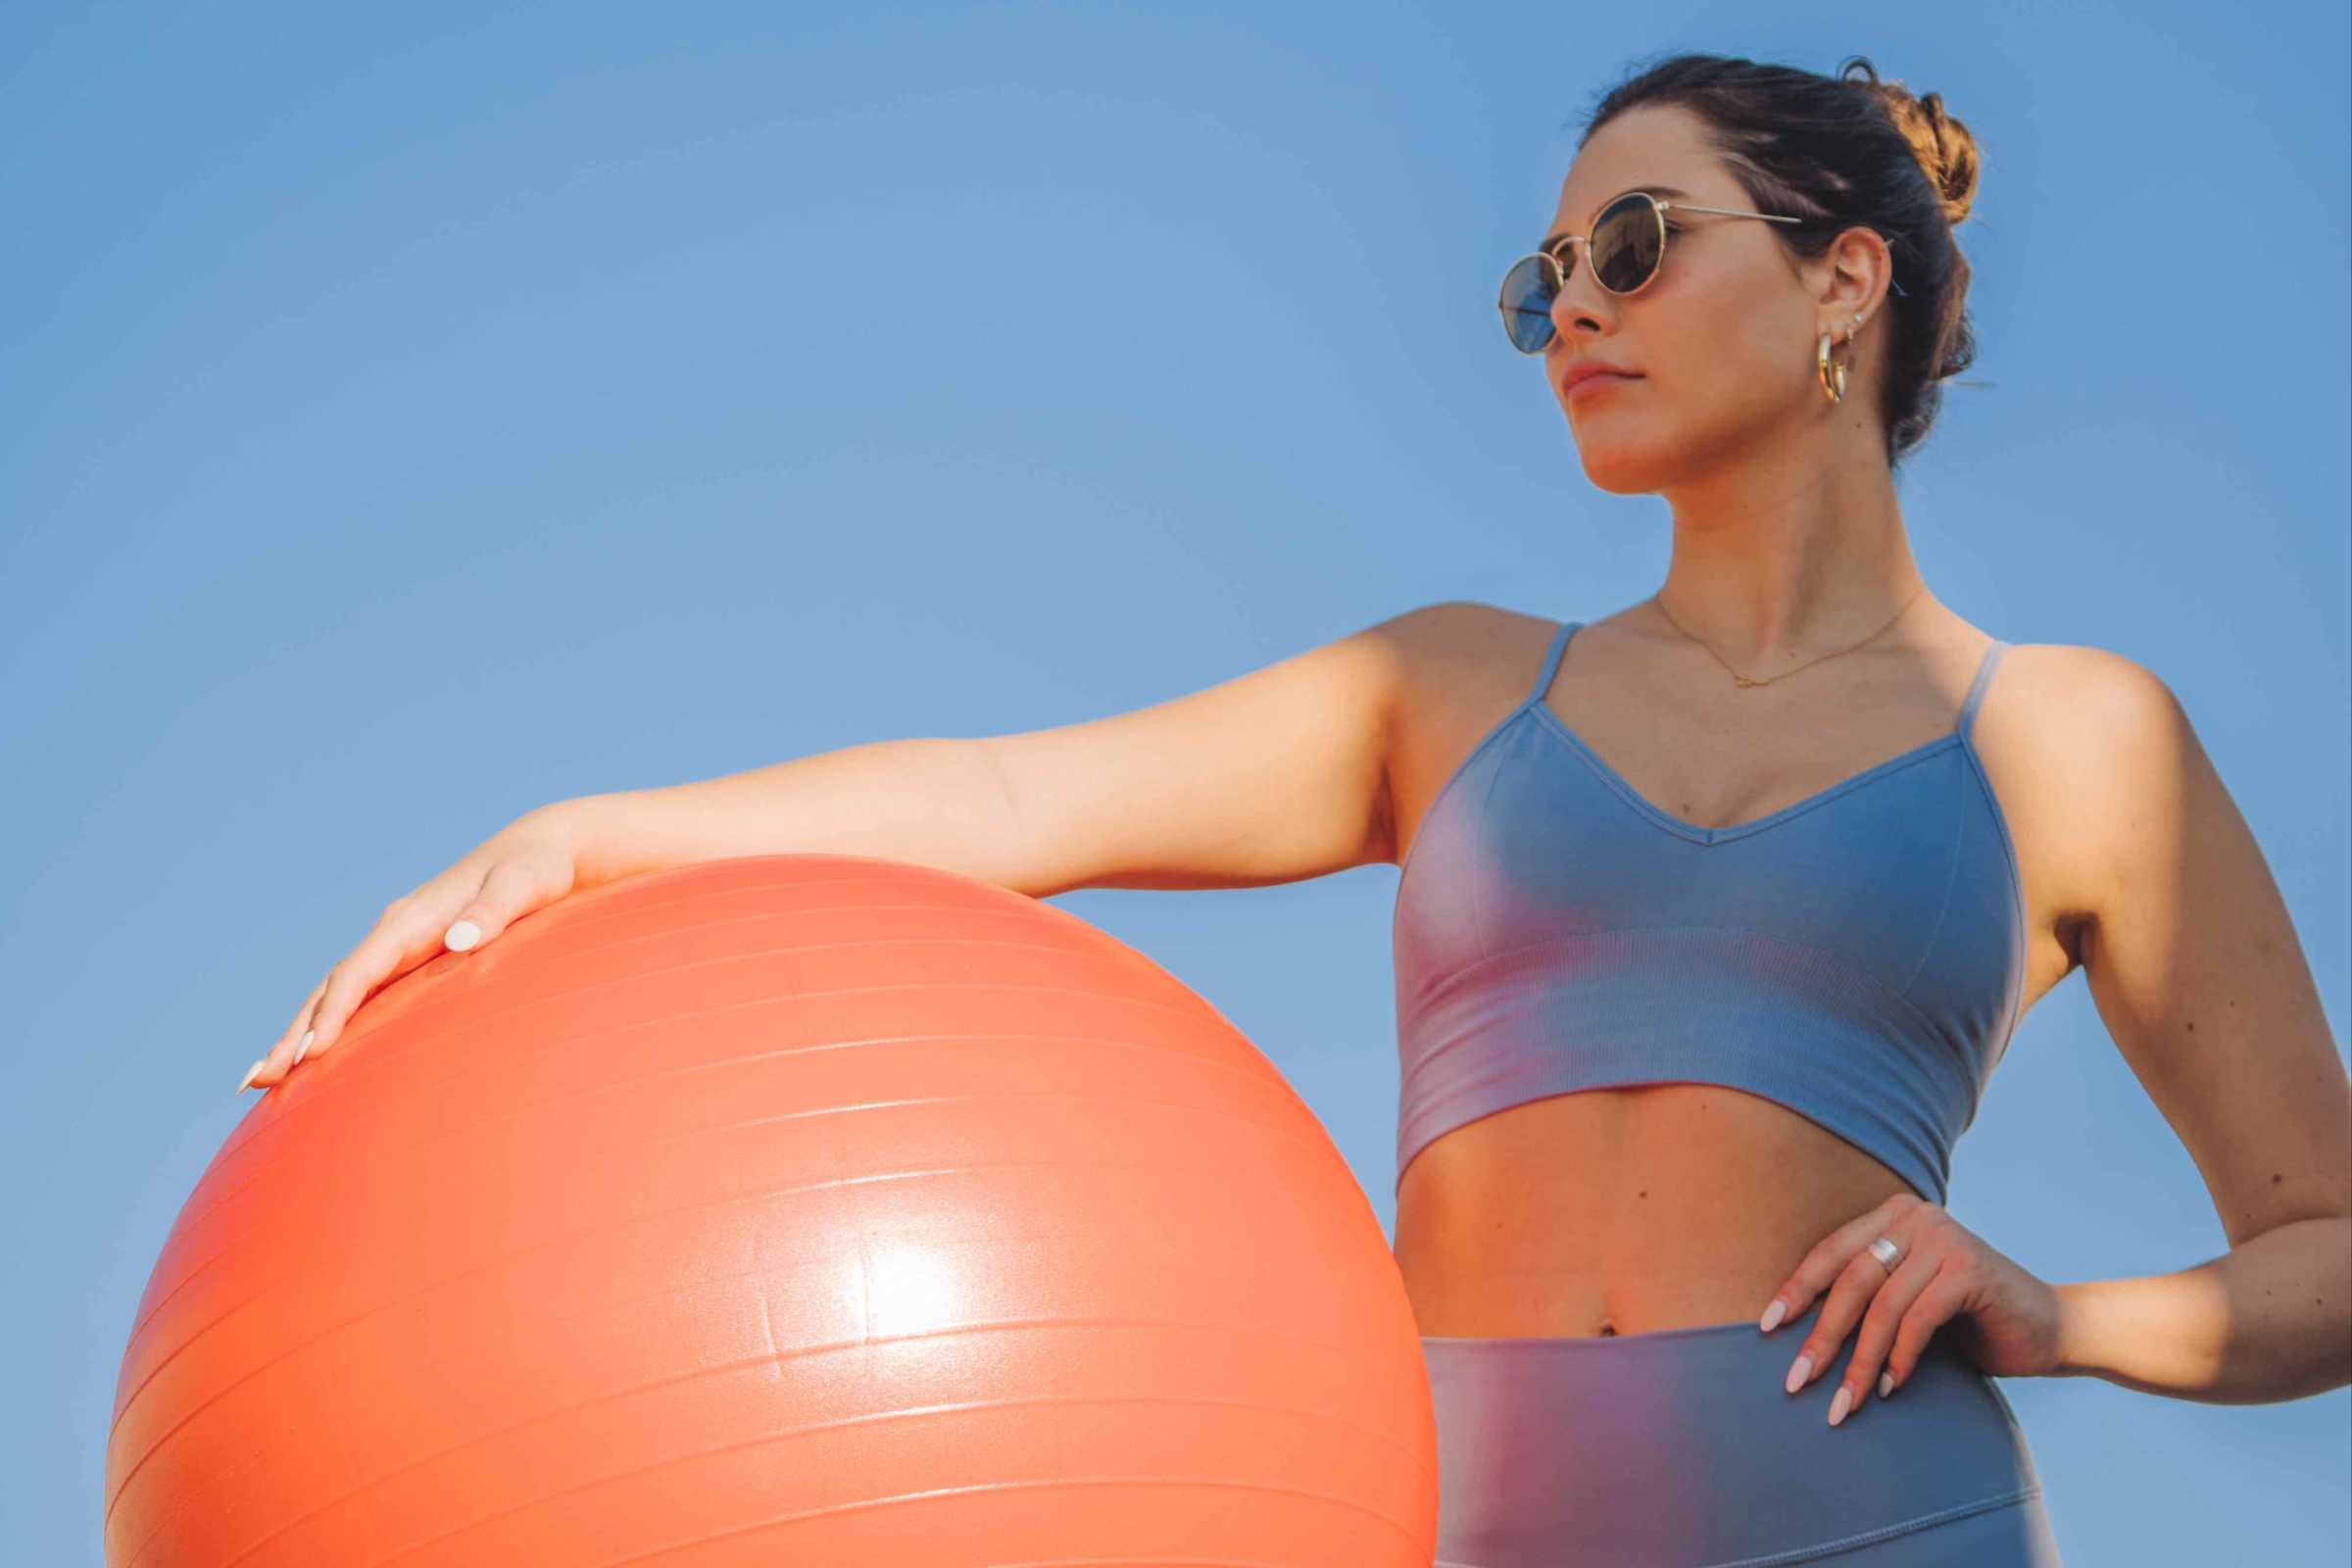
[1393,1081,1917,1340]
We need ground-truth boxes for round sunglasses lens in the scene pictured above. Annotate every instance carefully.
[1591,194,1663,293]
[1497,255,1556,351]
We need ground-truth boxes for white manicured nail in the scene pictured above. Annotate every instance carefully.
[1758,1298,1787,1333]
[1879,1372,1894,1398]
[238,1059,263,1092]
[1828,1386,1853,1426]
[1785,1354,1812,1395]
[293,1028,314,1064]
[445,919,482,952]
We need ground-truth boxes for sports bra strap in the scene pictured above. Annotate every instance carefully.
[1529,620,1582,705]
[1956,639,2009,741]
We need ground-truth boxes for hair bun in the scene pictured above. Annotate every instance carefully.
[1839,60,1981,226]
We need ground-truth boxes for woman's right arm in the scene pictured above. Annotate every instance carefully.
[243,602,1440,1091]
[563,735,1046,897]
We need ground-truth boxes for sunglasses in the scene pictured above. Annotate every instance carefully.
[1497,188,1906,354]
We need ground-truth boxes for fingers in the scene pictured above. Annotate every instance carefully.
[239,898,462,1094]
[1768,1202,1950,1429]
[1780,1242,1899,1400]
[244,977,328,1091]
[240,816,586,1097]
[1878,1261,1969,1403]
[305,901,437,1061]
[438,859,544,959]
[1759,1192,1922,1331]
[1823,1252,1941,1426]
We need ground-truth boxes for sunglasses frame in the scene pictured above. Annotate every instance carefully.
[1498,189,1907,355]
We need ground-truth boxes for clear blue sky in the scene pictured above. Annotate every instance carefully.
[7,2,2345,1561]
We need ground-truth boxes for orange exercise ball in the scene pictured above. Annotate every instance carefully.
[106,854,1438,1566]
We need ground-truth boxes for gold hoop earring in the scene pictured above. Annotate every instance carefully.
[1818,315,1862,404]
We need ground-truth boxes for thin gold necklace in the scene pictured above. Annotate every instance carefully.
[1648,582,1929,688]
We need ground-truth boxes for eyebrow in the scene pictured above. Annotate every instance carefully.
[1540,185,1695,254]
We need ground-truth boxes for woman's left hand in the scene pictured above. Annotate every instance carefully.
[1758,1193,2063,1427]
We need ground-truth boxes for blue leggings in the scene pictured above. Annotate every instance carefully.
[1420,1298,2064,1566]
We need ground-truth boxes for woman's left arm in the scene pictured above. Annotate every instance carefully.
[2045,652,2349,1402]
[1758,650,2349,1422]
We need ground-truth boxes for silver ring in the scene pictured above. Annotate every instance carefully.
[1868,1236,1903,1274]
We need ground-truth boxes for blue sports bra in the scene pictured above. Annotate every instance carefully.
[1393,618,2027,1206]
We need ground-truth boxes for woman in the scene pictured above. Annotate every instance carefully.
[244,52,2350,1567]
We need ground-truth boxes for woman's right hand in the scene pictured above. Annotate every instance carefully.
[240,804,596,1094]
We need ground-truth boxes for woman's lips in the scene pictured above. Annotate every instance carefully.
[1566,371,1642,401]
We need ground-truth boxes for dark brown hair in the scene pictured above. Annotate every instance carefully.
[1576,52,1982,470]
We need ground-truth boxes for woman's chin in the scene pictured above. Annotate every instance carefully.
[1568,429,1671,494]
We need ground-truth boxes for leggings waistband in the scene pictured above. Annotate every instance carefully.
[1418,1300,2060,1566]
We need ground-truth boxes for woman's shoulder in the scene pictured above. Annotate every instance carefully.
[1389,600,1558,695]
[1977,638,2180,747]
[1953,635,2190,970]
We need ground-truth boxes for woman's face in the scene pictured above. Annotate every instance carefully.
[1540,104,1845,494]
